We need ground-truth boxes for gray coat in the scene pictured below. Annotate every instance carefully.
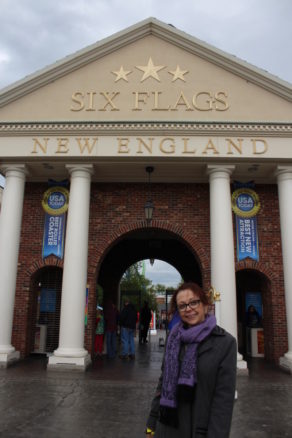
[146,325,237,438]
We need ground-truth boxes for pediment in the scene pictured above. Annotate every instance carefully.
[0,18,291,124]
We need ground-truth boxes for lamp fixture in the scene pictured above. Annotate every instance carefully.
[144,166,154,223]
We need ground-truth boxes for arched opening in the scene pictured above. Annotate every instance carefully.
[97,227,202,305]
[236,269,271,361]
[28,266,63,355]
[93,227,203,358]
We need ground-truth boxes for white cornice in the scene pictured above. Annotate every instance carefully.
[0,121,291,137]
[0,18,291,108]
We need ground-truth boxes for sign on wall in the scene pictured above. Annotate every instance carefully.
[232,186,260,262]
[40,288,56,313]
[42,184,69,259]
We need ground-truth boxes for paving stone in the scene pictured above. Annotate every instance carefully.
[0,335,291,437]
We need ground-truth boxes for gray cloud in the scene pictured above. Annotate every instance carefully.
[145,260,181,288]
[0,0,291,90]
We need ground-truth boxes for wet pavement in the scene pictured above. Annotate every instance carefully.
[0,332,292,438]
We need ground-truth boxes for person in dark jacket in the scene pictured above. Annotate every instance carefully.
[246,305,262,327]
[140,301,152,343]
[145,282,237,438]
[119,300,137,360]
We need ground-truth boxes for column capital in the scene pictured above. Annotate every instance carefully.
[66,164,94,178]
[207,164,235,179]
[1,164,28,178]
[275,166,292,181]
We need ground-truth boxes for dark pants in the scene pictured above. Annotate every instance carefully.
[140,324,149,343]
[106,331,117,358]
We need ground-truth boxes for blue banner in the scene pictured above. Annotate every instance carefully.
[42,185,69,260]
[245,292,262,317]
[42,213,66,259]
[236,216,259,261]
[40,288,56,312]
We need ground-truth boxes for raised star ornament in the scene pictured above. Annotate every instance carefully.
[111,66,132,82]
[168,65,189,82]
[136,57,165,82]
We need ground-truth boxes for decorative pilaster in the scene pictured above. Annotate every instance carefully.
[276,166,292,374]
[207,165,247,372]
[48,165,93,371]
[0,165,26,367]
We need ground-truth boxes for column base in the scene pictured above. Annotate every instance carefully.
[47,353,91,371]
[0,350,20,368]
[279,353,292,374]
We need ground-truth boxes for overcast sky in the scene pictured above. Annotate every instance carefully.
[0,0,291,91]
[1,0,291,286]
[144,260,182,289]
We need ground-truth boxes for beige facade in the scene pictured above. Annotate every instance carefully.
[0,18,291,184]
[0,18,292,371]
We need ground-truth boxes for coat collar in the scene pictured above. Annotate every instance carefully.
[198,325,225,355]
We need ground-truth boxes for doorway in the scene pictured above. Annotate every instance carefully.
[94,227,203,358]
[236,269,269,360]
[30,267,63,354]
[97,227,202,306]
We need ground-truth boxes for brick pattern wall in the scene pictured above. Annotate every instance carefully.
[12,182,287,363]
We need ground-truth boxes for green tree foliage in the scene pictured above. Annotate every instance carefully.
[153,283,167,294]
[120,262,157,312]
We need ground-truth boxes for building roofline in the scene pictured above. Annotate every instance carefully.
[0,17,291,107]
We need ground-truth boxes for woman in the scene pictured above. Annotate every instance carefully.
[145,282,237,437]
[246,305,261,327]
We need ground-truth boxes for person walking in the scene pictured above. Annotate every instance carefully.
[145,282,237,437]
[119,300,137,360]
[140,301,152,344]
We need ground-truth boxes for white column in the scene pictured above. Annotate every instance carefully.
[276,166,292,373]
[48,165,93,370]
[207,165,247,371]
[0,165,26,366]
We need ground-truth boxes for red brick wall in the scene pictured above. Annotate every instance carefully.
[12,182,287,363]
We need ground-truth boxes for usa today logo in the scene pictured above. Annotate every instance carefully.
[42,186,69,215]
[232,188,260,218]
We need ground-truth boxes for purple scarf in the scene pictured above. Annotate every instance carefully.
[160,314,216,409]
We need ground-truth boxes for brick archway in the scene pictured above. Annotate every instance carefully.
[236,259,277,283]
[88,219,210,286]
[26,255,64,281]
[13,257,64,357]
[235,259,285,362]
[84,220,210,355]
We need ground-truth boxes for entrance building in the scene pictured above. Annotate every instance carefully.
[0,18,292,372]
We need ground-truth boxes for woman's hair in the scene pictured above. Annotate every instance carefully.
[169,282,210,314]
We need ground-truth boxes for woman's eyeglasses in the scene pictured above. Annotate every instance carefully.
[177,299,201,312]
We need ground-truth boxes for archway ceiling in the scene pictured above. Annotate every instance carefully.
[98,230,202,288]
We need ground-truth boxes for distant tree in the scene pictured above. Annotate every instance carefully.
[154,284,180,295]
[154,283,167,294]
[96,284,104,307]
[120,262,157,311]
